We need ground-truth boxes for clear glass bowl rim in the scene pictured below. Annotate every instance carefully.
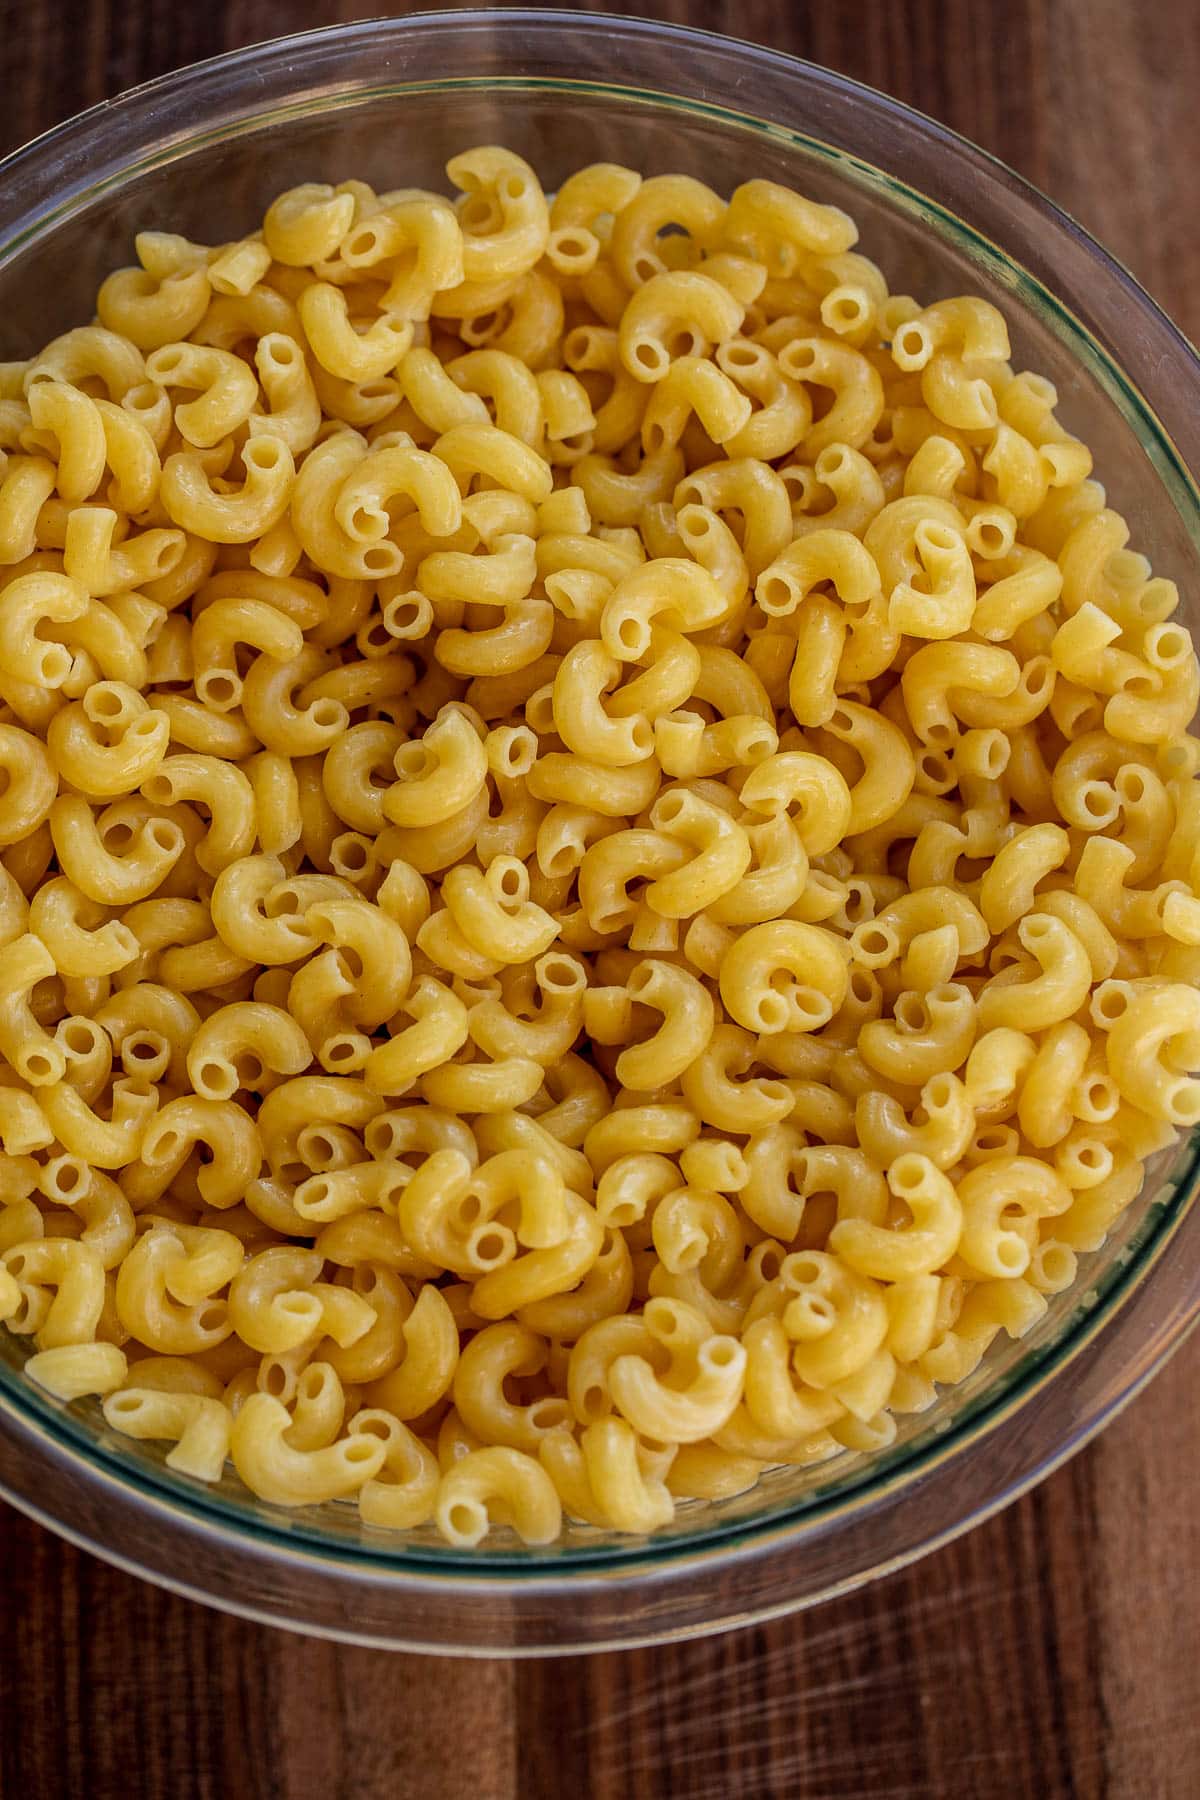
[0,8,1198,1651]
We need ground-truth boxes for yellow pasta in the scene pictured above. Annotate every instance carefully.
[0,147,1197,1547]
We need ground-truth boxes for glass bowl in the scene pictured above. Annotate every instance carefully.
[1,9,1199,1656]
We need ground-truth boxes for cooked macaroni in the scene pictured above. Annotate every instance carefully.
[0,150,1196,1546]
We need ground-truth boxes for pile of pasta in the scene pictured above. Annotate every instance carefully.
[0,149,1198,1548]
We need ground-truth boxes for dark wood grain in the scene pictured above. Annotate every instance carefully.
[1,4,1199,1797]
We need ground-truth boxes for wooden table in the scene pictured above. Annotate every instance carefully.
[2,2,1199,1794]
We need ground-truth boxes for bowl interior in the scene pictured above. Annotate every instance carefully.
[2,57,1198,1574]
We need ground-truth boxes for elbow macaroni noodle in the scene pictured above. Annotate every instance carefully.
[0,148,1197,1545]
